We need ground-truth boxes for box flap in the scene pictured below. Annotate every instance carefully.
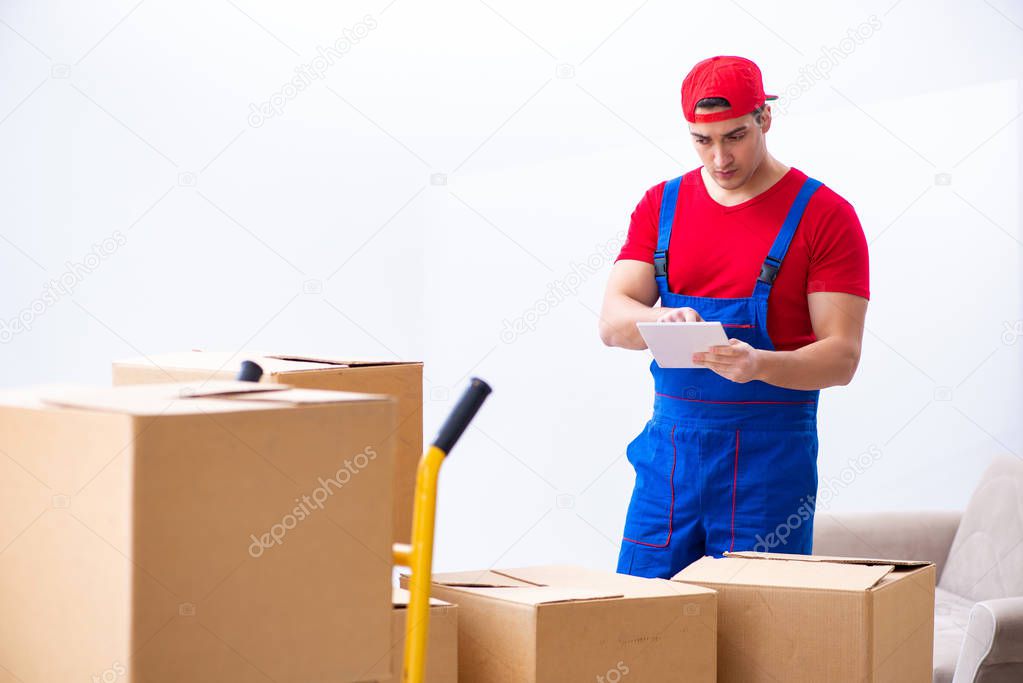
[428,565,708,605]
[484,586,624,606]
[493,565,714,598]
[175,383,288,398]
[429,568,622,605]
[493,566,575,586]
[431,569,539,588]
[226,388,390,404]
[39,383,387,416]
[264,354,421,369]
[726,551,933,569]
[674,554,895,591]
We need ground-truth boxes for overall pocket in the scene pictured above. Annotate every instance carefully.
[622,420,677,548]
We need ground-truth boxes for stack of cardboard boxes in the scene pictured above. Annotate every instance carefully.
[397,555,934,683]
[0,350,936,682]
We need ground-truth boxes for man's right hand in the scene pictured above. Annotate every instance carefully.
[656,307,704,323]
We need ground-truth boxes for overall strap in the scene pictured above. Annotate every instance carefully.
[654,176,683,292]
[753,177,823,299]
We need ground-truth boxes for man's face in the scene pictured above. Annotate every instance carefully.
[689,106,770,190]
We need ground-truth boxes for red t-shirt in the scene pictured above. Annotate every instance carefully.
[616,166,869,351]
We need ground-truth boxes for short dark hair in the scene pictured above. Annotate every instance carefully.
[694,97,766,125]
[695,97,731,109]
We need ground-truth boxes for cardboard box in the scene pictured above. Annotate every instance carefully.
[111,350,423,544]
[403,564,716,683]
[374,588,457,683]
[0,382,395,683]
[673,551,936,683]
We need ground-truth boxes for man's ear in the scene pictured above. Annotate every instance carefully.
[760,105,773,134]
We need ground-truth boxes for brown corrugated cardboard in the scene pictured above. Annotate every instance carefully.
[402,564,717,683]
[111,350,423,544]
[0,382,395,683]
[374,588,457,683]
[673,551,936,683]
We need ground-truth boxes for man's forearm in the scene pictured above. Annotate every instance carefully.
[753,336,860,390]
[599,295,664,350]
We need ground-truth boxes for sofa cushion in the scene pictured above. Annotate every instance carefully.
[939,456,1023,602]
[933,587,972,683]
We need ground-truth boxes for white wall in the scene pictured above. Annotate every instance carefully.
[1,0,1020,573]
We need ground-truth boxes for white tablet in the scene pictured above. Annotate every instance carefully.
[637,321,729,369]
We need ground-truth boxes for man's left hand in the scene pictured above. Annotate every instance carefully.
[692,339,762,383]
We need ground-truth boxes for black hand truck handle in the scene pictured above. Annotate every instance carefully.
[432,377,492,454]
[236,360,264,383]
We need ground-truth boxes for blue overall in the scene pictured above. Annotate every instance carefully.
[617,175,823,579]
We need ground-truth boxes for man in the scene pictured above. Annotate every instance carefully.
[600,55,869,579]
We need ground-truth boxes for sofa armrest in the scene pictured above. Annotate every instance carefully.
[812,510,961,578]
[953,597,1023,683]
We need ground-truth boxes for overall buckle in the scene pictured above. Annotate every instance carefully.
[654,250,668,278]
[758,256,781,285]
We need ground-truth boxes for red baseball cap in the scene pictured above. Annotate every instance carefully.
[681,56,777,123]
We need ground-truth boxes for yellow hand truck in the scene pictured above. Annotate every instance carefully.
[237,363,492,683]
[393,377,492,682]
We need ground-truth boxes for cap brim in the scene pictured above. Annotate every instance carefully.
[765,94,779,101]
